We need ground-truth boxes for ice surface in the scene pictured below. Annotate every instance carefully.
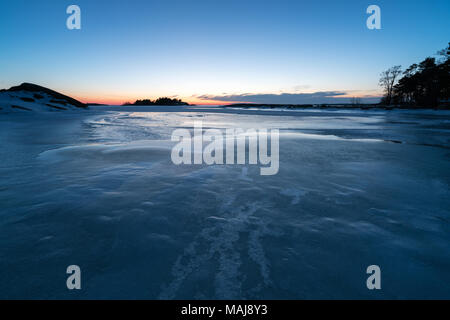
[0,106,449,299]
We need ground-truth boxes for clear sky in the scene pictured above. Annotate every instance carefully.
[1,0,449,104]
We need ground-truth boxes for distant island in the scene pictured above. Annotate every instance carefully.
[122,97,189,106]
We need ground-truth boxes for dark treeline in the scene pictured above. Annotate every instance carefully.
[123,97,189,106]
[380,42,450,108]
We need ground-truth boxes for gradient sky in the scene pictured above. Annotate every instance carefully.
[1,0,449,104]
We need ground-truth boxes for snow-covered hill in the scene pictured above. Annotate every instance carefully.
[0,83,88,113]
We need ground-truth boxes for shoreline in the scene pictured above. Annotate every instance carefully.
[221,103,450,111]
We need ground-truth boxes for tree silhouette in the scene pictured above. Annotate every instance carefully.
[123,97,189,106]
[392,42,450,108]
[379,65,402,105]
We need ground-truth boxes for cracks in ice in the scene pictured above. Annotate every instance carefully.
[159,195,276,299]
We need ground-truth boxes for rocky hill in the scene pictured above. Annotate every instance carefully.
[0,83,87,113]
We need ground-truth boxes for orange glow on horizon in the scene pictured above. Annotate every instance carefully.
[73,94,240,106]
[71,89,383,106]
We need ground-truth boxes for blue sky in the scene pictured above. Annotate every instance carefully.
[0,0,449,104]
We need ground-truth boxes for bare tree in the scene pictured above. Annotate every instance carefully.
[379,65,402,105]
